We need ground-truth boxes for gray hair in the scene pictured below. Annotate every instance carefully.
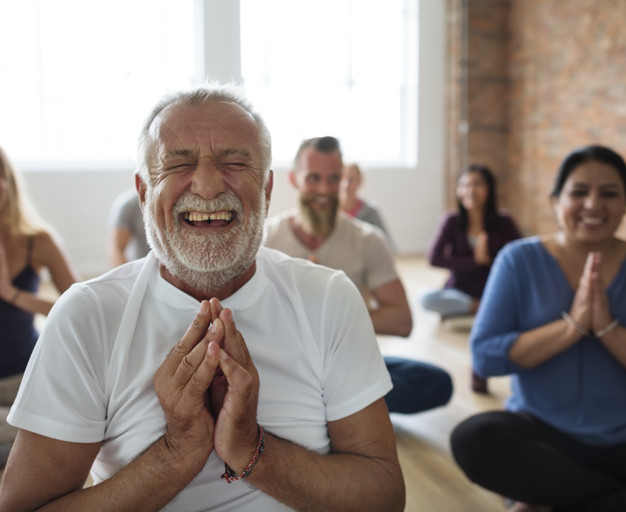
[136,83,272,183]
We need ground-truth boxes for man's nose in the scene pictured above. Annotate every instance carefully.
[190,161,226,199]
[316,178,336,196]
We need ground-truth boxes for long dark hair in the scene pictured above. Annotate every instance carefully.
[456,164,498,232]
[550,145,626,197]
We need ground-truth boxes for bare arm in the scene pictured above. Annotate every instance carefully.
[0,233,80,316]
[207,300,404,511]
[108,228,132,267]
[246,399,405,512]
[0,430,204,512]
[0,302,220,512]
[368,279,413,337]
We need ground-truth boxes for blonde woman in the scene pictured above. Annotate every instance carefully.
[0,146,79,466]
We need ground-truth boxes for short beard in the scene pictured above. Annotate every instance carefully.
[144,189,266,294]
[299,194,338,238]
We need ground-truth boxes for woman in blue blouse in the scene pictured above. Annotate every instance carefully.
[451,145,626,512]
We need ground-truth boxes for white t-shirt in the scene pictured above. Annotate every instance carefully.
[9,247,391,512]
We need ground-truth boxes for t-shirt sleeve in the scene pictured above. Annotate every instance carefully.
[8,285,110,442]
[363,228,399,291]
[470,243,525,377]
[320,272,392,421]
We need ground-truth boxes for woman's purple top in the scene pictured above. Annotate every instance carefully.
[427,211,521,298]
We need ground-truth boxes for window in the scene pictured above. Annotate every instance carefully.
[0,0,418,168]
[0,0,195,165]
[240,0,419,167]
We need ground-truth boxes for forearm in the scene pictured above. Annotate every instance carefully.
[33,437,203,512]
[508,318,580,368]
[369,307,412,337]
[245,432,405,512]
[6,288,55,316]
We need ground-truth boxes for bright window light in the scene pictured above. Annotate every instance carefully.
[240,0,418,167]
[0,0,195,164]
[0,0,418,168]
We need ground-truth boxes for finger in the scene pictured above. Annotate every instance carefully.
[209,297,223,320]
[160,300,213,376]
[220,309,258,381]
[217,347,257,406]
[172,335,213,385]
[184,341,221,396]
[207,317,225,346]
[219,308,248,366]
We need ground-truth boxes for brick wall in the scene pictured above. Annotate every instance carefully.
[446,0,626,237]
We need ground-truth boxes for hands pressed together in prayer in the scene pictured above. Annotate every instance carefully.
[154,298,261,478]
[568,252,614,338]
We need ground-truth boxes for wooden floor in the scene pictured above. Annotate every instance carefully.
[385,256,509,511]
[1,257,511,511]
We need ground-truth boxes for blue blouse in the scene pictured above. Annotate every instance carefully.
[471,237,626,446]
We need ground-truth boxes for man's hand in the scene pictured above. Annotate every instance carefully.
[153,300,221,474]
[205,298,261,475]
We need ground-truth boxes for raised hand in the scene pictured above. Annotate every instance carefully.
[153,300,221,473]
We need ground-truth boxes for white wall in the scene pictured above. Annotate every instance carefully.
[20,0,445,278]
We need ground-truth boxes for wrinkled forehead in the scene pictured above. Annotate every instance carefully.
[148,101,264,159]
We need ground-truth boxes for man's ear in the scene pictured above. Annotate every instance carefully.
[135,173,146,211]
[264,170,274,215]
[288,169,298,189]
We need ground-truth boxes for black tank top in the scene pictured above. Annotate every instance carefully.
[0,236,41,378]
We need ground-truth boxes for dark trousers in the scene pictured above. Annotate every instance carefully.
[383,356,453,414]
[450,411,626,511]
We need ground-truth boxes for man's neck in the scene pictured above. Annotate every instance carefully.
[159,262,257,302]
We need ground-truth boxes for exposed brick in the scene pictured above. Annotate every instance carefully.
[446,0,626,236]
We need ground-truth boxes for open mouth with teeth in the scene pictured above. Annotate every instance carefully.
[182,210,234,227]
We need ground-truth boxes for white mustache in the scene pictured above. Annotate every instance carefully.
[173,192,243,215]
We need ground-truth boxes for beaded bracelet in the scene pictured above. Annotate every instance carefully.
[221,425,265,484]
[561,311,590,337]
[595,318,619,338]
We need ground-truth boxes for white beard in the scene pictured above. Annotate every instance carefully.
[144,189,266,293]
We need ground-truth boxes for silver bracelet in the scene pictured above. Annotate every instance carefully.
[595,318,619,338]
[561,311,590,337]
